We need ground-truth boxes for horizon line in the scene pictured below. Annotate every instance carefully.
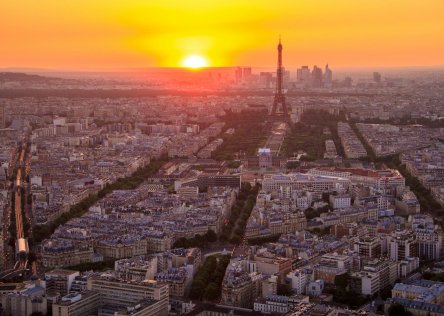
[1,64,444,73]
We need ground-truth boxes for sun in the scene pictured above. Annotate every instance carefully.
[182,55,208,69]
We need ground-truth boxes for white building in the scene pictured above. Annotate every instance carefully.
[329,194,351,209]
[254,295,298,314]
[262,173,350,199]
[287,269,312,295]
[398,257,420,278]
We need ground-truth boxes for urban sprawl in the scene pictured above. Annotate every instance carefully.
[1,62,444,316]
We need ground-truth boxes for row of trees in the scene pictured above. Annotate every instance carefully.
[189,254,231,301]
[247,234,281,246]
[422,271,444,282]
[66,259,116,272]
[220,182,260,244]
[173,183,261,247]
[396,163,443,216]
[355,116,444,129]
[304,205,330,220]
[172,230,218,249]
[33,158,168,242]
[387,304,412,316]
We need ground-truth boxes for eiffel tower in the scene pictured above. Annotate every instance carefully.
[270,38,290,121]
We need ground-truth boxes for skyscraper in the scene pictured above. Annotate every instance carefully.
[242,67,252,80]
[311,65,323,88]
[260,72,273,88]
[296,66,310,81]
[373,72,382,84]
[235,67,242,82]
[235,67,252,83]
[324,64,333,87]
[283,68,291,89]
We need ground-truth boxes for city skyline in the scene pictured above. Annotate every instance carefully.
[2,2,444,315]
[1,0,444,70]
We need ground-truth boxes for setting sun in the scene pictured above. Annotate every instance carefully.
[182,55,208,69]
[1,1,444,69]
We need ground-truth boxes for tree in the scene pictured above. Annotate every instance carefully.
[189,255,230,301]
[334,273,348,291]
[189,279,206,300]
[172,237,188,249]
[244,199,255,211]
[228,161,241,169]
[300,155,315,162]
[194,234,205,247]
[234,227,243,235]
[27,252,37,263]
[277,283,292,296]
[204,282,220,300]
[205,256,217,272]
[205,229,217,243]
[422,271,444,282]
[321,192,330,203]
[247,234,281,246]
[241,181,252,192]
[388,303,412,316]
[230,235,241,244]
[286,161,299,169]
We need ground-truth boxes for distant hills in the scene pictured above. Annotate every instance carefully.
[0,72,61,82]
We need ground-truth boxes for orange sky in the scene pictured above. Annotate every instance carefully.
[1,0,443,69]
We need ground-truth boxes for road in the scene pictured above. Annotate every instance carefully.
[0,140,34,279]
[15,168,24,240]
[265,122,288,156]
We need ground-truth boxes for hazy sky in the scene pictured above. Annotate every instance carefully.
[1,0,443,69]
